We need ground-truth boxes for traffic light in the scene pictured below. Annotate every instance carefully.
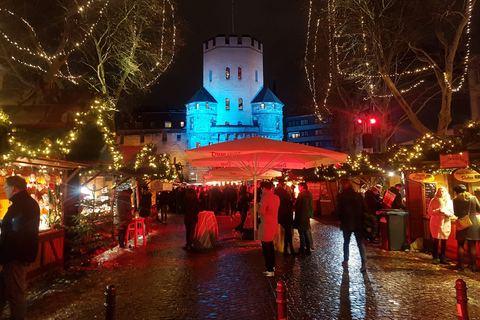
[369,118,376,125]
[356,118,363,125]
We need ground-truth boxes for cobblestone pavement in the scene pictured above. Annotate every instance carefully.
[23,214,480,320]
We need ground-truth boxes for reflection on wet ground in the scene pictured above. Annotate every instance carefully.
[24,214,480,319]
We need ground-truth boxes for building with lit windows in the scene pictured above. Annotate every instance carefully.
[286,114,340,151]
[116,110,188,174]
[185,35,284,149]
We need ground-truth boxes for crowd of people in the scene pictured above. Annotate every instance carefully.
[113,179,480,278]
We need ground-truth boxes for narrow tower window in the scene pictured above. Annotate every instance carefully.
[226,67,230,79]
[225,98,230,110]
[255,70,258,82]
[209,70,212,82]
[238,98,243,110]
[238,67,242,79]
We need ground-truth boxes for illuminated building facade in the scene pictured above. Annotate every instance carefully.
[286,114,340,151]
[185,35,284,149]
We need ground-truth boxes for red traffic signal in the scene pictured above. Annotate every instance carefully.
[369,118,376,125]
[356,118,363,124]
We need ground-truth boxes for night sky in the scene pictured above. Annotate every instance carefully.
[141,1,480,128]
[140,0,312,118]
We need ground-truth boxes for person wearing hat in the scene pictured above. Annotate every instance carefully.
[453,184,480,271]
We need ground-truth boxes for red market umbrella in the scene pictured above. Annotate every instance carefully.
[185,136,348,240]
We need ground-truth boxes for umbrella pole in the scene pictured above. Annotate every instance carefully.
[253,175,257,241]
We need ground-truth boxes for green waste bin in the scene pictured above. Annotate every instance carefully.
[379,210,409,251]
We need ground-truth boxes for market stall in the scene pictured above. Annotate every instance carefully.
[0,158,85,280]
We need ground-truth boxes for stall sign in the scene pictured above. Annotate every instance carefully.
[407,173,435,183]
[440,152,469,168]
[150,180,173,191]
[383,190,396,207]
[453,169,480,183]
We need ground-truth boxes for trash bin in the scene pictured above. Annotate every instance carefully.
[379,209,409,251]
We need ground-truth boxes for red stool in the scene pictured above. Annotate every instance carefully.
[126,218,146,247]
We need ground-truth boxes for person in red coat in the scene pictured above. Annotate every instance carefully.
[258,181,280,277]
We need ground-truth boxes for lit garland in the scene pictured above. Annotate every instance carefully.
[0,99,124,170]
[305,0,473,120]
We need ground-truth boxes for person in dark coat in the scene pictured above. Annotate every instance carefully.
[274,182,295,256]
[234,185,252,234]
[364,186,382,243]
[225,184,238,220]
[138,186,152,235]
[116,189,133,248]
[0,176,40,319]
[209,185,223,216]
[182,187,201,251]
[453,184,480,271]
[384,183,406,209]
[156,191,170,223]
[336,179,368,272]
[293,182,313,255]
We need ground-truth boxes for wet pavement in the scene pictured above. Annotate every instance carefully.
[22,213,480,320]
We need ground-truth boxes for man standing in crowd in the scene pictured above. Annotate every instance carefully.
[258,181,280,277]
[336,179,368,272]
[116,188,133,248]
[0,176,40,319]
[385,183,406,209]
[294,182,313,256]
[274,182,295,256]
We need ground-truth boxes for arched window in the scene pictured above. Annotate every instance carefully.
[225,122,230,126]
[238,67,242,79]
[225,98,230,110]
[206,102,209,109]
[226,67,230,79]
[238,98,243,110]
[261,103,265,109]
[196,103,199,109]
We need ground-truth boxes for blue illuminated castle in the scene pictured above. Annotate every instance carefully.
[185,35,284,149]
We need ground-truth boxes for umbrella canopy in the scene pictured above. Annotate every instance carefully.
[186,136,347,172]
[185,136,348,240]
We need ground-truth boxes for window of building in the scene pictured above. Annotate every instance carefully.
[180,121,185,127]
[316,142,319,147]
[177,134,181,141]
[206,102,209,109]
[225,122,230,126]
[190,119,194,130]
[226,98,230,110]
[165,121,172,128]
[226,67,230,79]
[255,70,258,82]
[261,103,265,109]
[162,132,167,141]
[196,142,201,148]
[135,121,143,128]
[196,103,199,109]
[291,133,300,139]
[238,67,242,79]
[276,122,280,129]
[209,70,212,82]
[225,37,229,44]
[253,117,258,126]
[238,98,243,110]
[272,104,275,109]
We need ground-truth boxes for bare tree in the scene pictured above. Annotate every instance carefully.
[306,0,475,144]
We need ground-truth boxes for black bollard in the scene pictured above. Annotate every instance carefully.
[455,279,468,320]
[105,284,116,320]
